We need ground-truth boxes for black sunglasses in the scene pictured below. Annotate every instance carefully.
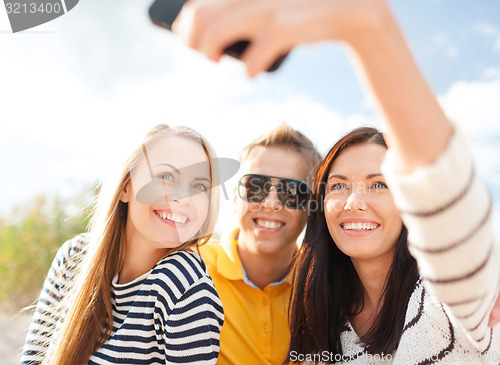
[238,174,311,210]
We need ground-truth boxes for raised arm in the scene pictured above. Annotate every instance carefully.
[174,0,452,170]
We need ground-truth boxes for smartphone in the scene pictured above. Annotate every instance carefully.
[149,0,288,72]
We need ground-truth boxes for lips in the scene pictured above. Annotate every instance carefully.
[154,210,190,225]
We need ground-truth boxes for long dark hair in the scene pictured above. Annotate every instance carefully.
[287,127,419,361]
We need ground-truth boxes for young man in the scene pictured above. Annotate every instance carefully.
[200,123,321,364]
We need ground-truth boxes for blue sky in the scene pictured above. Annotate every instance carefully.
[1,0,499,234]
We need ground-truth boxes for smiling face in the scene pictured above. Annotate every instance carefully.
[120,135,211,250]
[324,143,403,264]
[235,146,310,255]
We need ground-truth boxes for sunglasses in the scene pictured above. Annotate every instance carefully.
[238,174,311,210]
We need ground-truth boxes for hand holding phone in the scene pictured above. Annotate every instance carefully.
[149,0,288,72]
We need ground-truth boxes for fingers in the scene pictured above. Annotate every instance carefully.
[173,0,227,51]
[198,6,264,62]
[174,0,287,72]
[174,0,263,62]
[242,29,290,77]
[488,292,500,327]
[489,307,500,328]
[172,0,381,76]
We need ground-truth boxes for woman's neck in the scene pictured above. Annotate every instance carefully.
[119,229,169,284]
[350,254,393,337]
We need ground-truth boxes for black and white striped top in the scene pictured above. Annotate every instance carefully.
[20,235,224,364]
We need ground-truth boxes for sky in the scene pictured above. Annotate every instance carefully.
[1,0,499,235]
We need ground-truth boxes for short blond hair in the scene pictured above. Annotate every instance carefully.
[240,122,321,172]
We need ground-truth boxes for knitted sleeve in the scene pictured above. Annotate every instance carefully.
[19,235,86,365]
[381,129,498,352]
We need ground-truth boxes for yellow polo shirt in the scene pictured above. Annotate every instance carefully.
[200,228,292,365]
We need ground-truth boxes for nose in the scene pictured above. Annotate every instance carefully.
[261,185,282,210]
[163,181,192,203]
[344,191,367,212]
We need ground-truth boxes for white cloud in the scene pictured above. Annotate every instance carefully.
[427,32,459,59]
[439,77,500,137]
[473,21,500,53]
[432,32,449,45]
[438,77,500,191]
[438,73,500,239]
[445,45,458,58]
[481,67,500,80]
[474,21,498,37]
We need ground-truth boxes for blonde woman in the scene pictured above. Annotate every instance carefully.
[21,124,224,365]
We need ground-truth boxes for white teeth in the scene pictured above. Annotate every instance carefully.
[342,222,378,231]
[158,212,187,224]
[256,219,284,229]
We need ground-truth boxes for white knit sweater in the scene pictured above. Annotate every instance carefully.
[308,130,500,364]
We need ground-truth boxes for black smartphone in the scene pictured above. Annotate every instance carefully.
[149,0,288,72]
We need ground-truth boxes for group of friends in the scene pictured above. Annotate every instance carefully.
[20,0,500,364]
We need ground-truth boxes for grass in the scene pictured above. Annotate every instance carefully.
[0,192,93,309]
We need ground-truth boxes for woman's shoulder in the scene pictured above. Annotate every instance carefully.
[61,233,90,254]
[150,250,212,289]
[52,233,90,271]
[147,250,221,314]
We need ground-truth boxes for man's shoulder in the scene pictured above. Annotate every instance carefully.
[199,238,224,267]
[199,230,243,281]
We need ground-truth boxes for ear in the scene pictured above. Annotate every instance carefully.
[120,182,131,203]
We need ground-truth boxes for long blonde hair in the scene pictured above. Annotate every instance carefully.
[48,124,220,365]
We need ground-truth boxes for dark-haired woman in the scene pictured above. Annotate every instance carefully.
[288,127,498,364]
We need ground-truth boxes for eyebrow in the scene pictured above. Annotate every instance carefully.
[327,173,384,180]
[327,174,348,181]
[154,163,211,182]
[154,163,180,175]
[195,177,212,184]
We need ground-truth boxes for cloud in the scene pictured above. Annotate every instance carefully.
[473,20,500,53]
[439,77,500,137]
[432,32,450,45]
[438,70,500,238]
[481,67,500,80]
[427,32,459,59]
[474,21,498,37]
[438,76,500,193]
[445,45,458,58]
